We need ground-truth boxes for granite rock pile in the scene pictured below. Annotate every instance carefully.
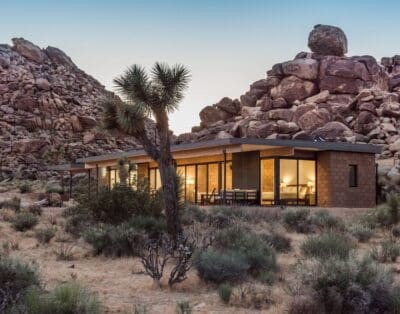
[179,24,400,164]
[0,38,140,179]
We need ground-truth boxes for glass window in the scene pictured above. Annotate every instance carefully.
[185,165,196,203]
[299,160,316,206]
[279,159,298,205]
[149,168,156,192]
[221,161,232,191]
[261,159,275,205]
[208,163,219,195]
[349,165,358,187]
[197,165,207,204]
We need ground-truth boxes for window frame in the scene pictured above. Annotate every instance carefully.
[349,164,358,188]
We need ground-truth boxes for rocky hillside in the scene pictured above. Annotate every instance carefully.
[178,25,400,163]
[0,38,139,179]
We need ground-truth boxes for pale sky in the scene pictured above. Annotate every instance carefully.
[2,0,400,134]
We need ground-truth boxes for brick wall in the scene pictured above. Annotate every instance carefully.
[317,151,376,208]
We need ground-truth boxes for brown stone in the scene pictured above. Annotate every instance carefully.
[270,75,317,103]
[311,121,352,140]
[267,109,293,121]
[297,108,331,132]
[281,58,319,80]
[12,38,45,63]
[308,24,348,56]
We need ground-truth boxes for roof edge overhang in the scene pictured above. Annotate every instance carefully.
[75,138,382,165]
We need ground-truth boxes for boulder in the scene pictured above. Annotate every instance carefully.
[241,106,261,119]
[292,104,316,124]
[297,108,331,132]
[308,24,347,56]
[240,93,257,107]
[281,58,319,80]
[272,97,289,108]
[199,105,222,126]
[247,121,277,138]
[78,116,97,128]
[277,121,299,134]
[311,121,353,140]
[35,78,51,91]
[270,75,317,103]
[44,46,76,68]
[305,90,330,104]
[216,97,240,115]
[83,132,96,144]
[216,130,233,140]
[258,95,273,111]
[70,115,83,132]
[267,109,293,121]
[12,38,45,63]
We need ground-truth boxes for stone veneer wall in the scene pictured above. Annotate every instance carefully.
[317,151,376,208]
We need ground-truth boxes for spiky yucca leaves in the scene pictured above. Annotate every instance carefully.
[100,63,190,240]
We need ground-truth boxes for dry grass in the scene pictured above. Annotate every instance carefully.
[0,188,397,313]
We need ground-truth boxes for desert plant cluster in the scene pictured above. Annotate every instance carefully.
[2,180,400,312]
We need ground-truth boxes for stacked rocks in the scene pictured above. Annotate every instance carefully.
[0,38,140,179]
[181,24,400,162]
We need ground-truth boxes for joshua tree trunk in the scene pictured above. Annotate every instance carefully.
[154,110,182,240]
[157,161,182,239]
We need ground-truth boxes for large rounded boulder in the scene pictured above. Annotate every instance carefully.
[308,24,348,56]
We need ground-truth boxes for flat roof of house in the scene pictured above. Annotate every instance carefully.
[76,138,382,164]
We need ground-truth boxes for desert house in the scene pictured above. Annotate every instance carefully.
[55,138,381,208]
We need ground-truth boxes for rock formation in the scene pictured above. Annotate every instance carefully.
[178,25,400,163]
[176,24,400,196]
[0,38,140,179]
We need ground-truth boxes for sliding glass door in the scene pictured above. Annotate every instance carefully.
[260,158,316,206]
[151,161,232,204]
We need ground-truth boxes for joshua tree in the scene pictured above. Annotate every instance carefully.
[102,63,190,239]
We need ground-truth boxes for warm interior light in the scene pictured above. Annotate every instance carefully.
[101,167,107,178]
[186,178,195,185]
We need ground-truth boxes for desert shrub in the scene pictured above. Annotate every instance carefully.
[0,254,40,311]
[126,215,167,236]
[293,255,400,313]
[77,185,164,225]
[361,205,393,228]
[55,243,75,261]
[282,208,313,233]
[348,223,374,242]
[371,238,400,263]
[63,205,92,237]
[45,182,63,194]
[176,300,192,314]
[214,225,276,274]
[12,212,39,231]
[386,191,400,224]
[83,224,145,257]
[209,206,249,220]
[217,283,233,304]
[287,295,320,314]
[311,210,344,230]
[257,270,276,286]
[262,232,291,253]
[193,249,250,284]
[26,204,43,216]
[2,239,19,252]
[15,281,102,314]
[0,196,21,212]
[301,233,351,260]
[19,182,32,194]
[181,205,207,225]
[35,227,56,244]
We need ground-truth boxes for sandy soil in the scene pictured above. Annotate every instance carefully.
[0,187,396,313]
